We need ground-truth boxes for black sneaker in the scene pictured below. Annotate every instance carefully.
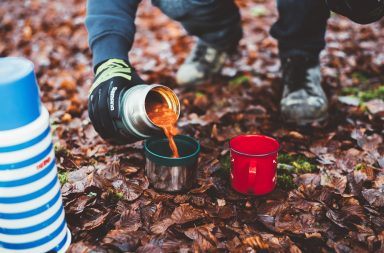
[176,40,228,86]
[280,56,328,125]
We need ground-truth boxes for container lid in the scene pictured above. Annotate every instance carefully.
[0,57,41,131]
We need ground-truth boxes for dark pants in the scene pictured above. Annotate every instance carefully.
[270,0,330,60]
[154,0,330,60]
[151,0,243,51]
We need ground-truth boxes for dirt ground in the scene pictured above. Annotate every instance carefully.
[1,0,384,252]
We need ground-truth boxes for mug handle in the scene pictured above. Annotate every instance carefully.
[247,159,257,194]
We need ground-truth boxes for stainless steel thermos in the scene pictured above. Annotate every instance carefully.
[122,84,180,138]
[115,84,180,142]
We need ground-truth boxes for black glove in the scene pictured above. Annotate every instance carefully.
[326,0,384,24]
[88,59,145,144]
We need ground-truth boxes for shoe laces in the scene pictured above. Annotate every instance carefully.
[282,56,316,92]
[192,42,216,63]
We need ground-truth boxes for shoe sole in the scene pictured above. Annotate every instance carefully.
[177,73,219,87]
[282,113,329,127]
[176,63,225,86]
[177,78,206,87]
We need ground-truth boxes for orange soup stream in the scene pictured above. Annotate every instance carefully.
[147,103,180,158]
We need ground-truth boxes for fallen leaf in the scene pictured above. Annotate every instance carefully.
[362,188,384,207]
[351,129,383,152]
[365,99,384,116]
[150,218,175,234]
[290,245,302,253]
[243,235,269,250]
[83,211,111,230]
[115,209,142,232]
[67,241,106,253]
[184,224,217,251]
[171,204,205,224]
[102,229,141,252]
[320,169,347,193]
[112,179,143,202]
[373,172,384,188]
[67,195,92,214]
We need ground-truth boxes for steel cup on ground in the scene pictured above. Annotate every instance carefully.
[144,135,200,192]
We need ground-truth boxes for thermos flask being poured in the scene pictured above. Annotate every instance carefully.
[105,84,181,143]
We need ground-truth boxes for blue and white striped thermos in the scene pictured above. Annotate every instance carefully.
[0,57,71,253]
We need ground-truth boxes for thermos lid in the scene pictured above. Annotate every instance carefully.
[0,57,41,131]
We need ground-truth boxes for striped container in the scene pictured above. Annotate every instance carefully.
[0,57,71,253]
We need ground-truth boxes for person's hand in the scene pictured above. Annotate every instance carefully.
[88,58,145,144]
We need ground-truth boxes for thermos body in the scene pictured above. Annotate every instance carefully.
[112,84,180,142]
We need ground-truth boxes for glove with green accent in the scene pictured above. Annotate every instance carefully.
[88,59,145,144]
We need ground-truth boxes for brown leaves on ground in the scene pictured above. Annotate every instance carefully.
[151,204,205,234]
[1,0,383,252]
[242,235,269,251]
[362,188,384,208]
[102,229,142,252]
[150,218,175,235]
[171,204,205,224]
[184,224,218,251]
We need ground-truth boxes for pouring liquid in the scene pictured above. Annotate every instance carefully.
[147,103,180,158]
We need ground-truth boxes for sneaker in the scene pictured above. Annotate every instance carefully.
[176,40,228,86]
[280,56,328,125]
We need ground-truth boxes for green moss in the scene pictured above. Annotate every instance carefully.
[351,72,369,85]
[292,160,316,174]
[354,163,365,171]
[219,153,231,178]
[54,143,69,157]
[342,85,384,102]
[277,153,317,190]
[278,153,316,173]
[195,91,206,98]
[229,75,250,90]
[58,171,68,185]
[360,86,384,101]
[115,191,124,200]
[277,153,295,164]
[277,174,296,191]
[341,87,360,96]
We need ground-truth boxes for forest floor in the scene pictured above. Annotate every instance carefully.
[1,0,384,252]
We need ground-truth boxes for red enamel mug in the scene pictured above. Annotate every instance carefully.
[229,135,280,195]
